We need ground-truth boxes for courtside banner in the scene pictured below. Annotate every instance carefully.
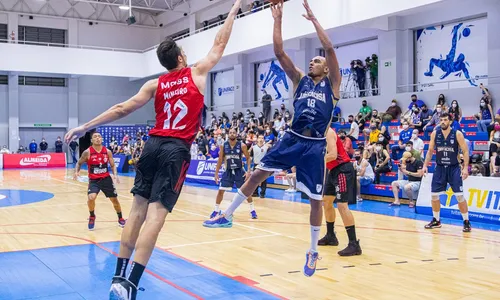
[186,159,225,186]
[416,174,500,224]
[3,153,66,169]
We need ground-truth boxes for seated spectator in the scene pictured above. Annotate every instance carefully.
[208,143,220,159]
[390,151,424,208]
[409,105,422,131]
[190,142,198,159]
[370,109,380,123]
[423,104,444,133]
[489,122,500,174]
[277,167,296,193]
[339,130,354,157]
[358,100,372,124]
[367,121,381,145]
[197,151,206,160]
[391,120,412,160]
[384,99,402,122]
[448,100,462,131]
[404,141,422,161]
[434,94,448,113]
[373,142,391,184]
[347,115,360,144]
[417,104,432,132]
[274,114,285,130]
[409,130,424,156]
[29,139,37,153]
[403,94,426,118]
[476,97,494,132]
[264,125,275,144]
[277,127,286,141]
[377,132,390,152]
[470,163,485,177]
[353,149,375,202]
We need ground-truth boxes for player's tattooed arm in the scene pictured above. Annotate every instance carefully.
[74,150,89,180]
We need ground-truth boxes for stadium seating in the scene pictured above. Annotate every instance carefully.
[97,125,148,147]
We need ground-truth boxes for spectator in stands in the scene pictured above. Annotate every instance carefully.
[55,137,63,153]
[250,134,270,198]
[410,129,424,156]
[264,125,275,144]
[404,141,422,161]
[384,99,402,122]
[347,114,360,144]
[274,114,285,130]
[480,83,492,105]
[390,151,423,208]
[435,94,448,112]
[197,151,206,160]
[221,118,231,129]
[353,149,375,202]
[354,60,366,97]
[476,97,494,132]
[29,139,37,153]
[17,146,25,153]
[470,163,485,177]
[416,104,432,132]
[403,94,425,118]
[197,132,209,156]
[489,107,500,135]
[367,121,381,145]
[489,122,500,174]
[339,130,354,157]
[370,109,380,123]
[409,105,422,131]
[122,133,129,144]
[190,142,198,159]
[1,145,10,154]
[391,120,412,160]
[358,100,372,123]
[272,108,280,120]
[208,143,220,159]
[277,127,286,141]
[423,104,444,133]
[121,141,131,155]
[258,112,265,127]
[40,138,48,153]
[244,109,252,124]
[448,100,462,131]
[373,142,391,184]
[377,132,390,152]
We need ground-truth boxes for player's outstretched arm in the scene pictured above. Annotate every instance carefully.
[302,0,341,92]
[64,80,157,143]
[271,2,303,87]
[193,0,242,77]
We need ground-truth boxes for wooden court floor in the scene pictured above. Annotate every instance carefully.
[1,168,500,300]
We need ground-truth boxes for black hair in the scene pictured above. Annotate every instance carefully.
[157,38,182,70]
[440,112,452,121]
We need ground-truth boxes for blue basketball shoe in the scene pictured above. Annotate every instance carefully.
[203,214,233,228]
[250,210,258,219]
[210,210,221,219]
[303,250,320,277]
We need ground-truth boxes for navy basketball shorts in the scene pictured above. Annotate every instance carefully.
[324,162,356,203]
[257,131,326,200]
[431,164,463,195]
[220,168,245,191]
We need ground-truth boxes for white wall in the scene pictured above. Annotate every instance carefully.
[77,21,161,50]
[0,12,8,24]
[0,85,8,147]
[19,86,69,127]
[78,76,155,125]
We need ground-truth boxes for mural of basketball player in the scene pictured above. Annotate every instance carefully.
[262,60,289,100]
[424,23,477,87]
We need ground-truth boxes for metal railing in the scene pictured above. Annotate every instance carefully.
[396,76,491,93]
[0,39,144,53]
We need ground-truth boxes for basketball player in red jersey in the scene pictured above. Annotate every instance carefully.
[321,128,362,256]
[73,132,125,230]
[64,0,242,298]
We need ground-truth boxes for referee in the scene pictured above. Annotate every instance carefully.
[250,134,270,198]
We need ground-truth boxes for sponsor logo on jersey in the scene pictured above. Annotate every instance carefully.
[19,155,51,166]
[297,91,326,102]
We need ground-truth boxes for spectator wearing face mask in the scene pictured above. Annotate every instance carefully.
[373,142,391,184]
[359,100,372,123]
[385,99,402,121]
[489,122,500,173]
[353,149,375,202]
[272,108,280,120]
[416,104,432,132]
[423,104,444,133]
[338,130,353,157]
[277,127,286,141]
[284,110,292,124]
[332,105,341,123]
[448,100,462,131]
[476,97,493,132]
[274,114,285,130]
[404,94,426,116]
[262,90,272,122]
[69,140,79,163]
[55,137,63,153]
[409,105,421,130]
[391,121,412,160]
[197,132,209,156]
[280,103,286,116]
[263,125,275,144]
[377,132,389,152]
[40,138,48,153]
[409,130,424,156]
[367,121,381,145]
[435,94,448,112]
[346,114,360,143]
[208,143,220,159]
[390,151,423,208]
[257,112,265,127]
[29,139,37,153]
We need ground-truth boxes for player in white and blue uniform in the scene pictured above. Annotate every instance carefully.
[210,128,257,220]
[203,0,341,277]
[423,112,471,232]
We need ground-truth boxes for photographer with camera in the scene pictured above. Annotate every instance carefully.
[365,54,378,96]
[390,151,424,208]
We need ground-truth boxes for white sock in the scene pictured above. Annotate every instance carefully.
[461,212,469,221]
[214,204,220,212]
[224,189,247,217]
[249,202,255,212]
[433,211,440,221]
[310,226,321,252]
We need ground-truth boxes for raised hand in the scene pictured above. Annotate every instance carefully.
[271,1,283,20]
[302,0,316,21]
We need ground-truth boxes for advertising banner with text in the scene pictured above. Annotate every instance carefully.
[3,153,67,169]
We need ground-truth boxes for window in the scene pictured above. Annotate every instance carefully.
[0,24,7,42]
[0,75,7,85]
[18,26,66,46]
[19,76,66,87]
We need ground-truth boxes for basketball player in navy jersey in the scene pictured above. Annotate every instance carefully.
[320,128,362,256]
[208,128,257,220]
[423,112,472,232]
[203,0,341,277]
[65,1,242,298]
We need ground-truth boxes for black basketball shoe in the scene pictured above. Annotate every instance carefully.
[338,240,362,256]
[424,218,442,229]
[109,278,137,300]
[463,220,472,232]
[318,233,339,246]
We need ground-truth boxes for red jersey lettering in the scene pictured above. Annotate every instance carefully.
[327,132,351,170]
[149,68,204,144]
[88,146,110,180]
